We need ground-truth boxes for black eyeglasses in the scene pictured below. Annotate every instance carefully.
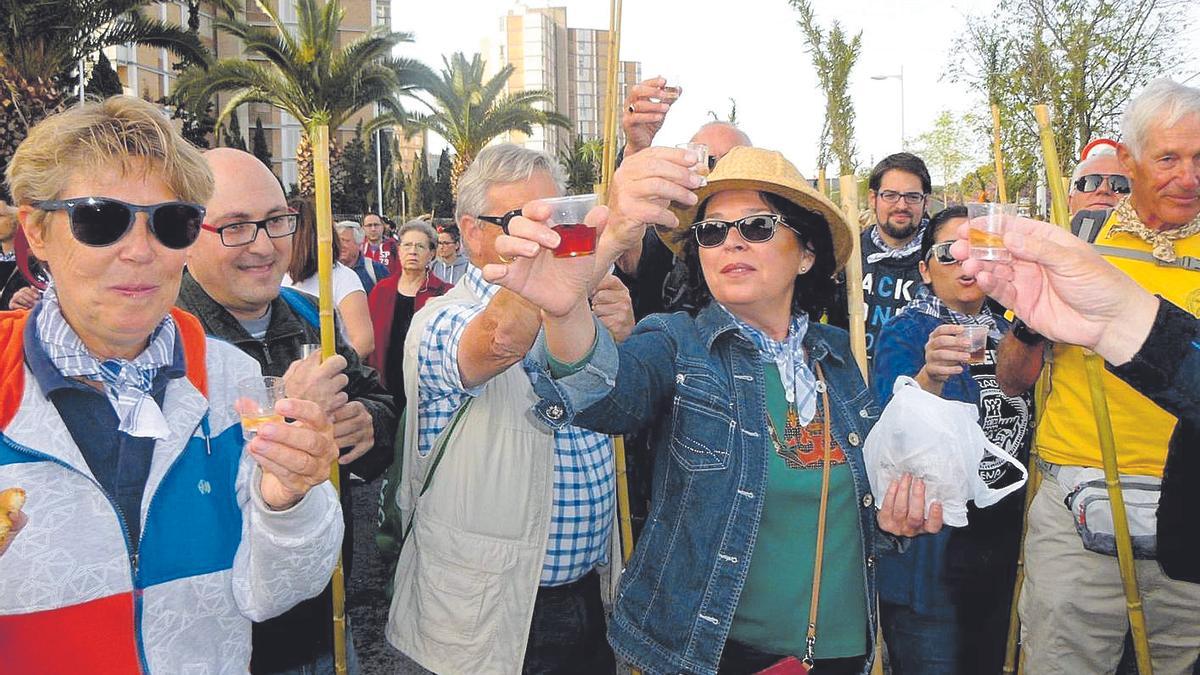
[693,214,793,248]
[925,241,958,265]
[476,209,522,234]
[1074,174,1131,194]
[875,190,927,205]
[32,197,205,250]
[201,212,299,247]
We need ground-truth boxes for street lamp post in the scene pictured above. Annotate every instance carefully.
[871,65,905,149]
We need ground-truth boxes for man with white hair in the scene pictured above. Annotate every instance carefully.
[386,142,696,673]
[995,78,1200,674]
[336,220,389,294]
[1068,145,1132,216]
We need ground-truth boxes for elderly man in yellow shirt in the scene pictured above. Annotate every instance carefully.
[995,78,1200,674]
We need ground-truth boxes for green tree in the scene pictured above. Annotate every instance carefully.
[405,151,426,217]
[0,0,212,198]
[432,148,455,217]
[385,52,570,191]
[950,0,1190,196]
[791,0,861,177]
[252,116,273,170]
[223,112,247,150]
[913,111,982,204]
[173,0,427,195]
[86,52,125,99]
[559,135,603,195]
[333,122,371,214]
[418,148,435,215]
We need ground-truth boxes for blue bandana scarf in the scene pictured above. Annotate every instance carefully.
[722,305,818,425]
[36,283,176,439]
[901,285,1002,341]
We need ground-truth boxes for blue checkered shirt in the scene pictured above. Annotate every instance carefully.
[415,264,614,586]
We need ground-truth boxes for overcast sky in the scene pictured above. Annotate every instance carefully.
[393,0,1200,178]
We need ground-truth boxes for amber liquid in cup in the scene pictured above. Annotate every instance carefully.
[962,325,989,365]
[552,224,596,258]
[966,202,1016,262]
[241,411,285,438]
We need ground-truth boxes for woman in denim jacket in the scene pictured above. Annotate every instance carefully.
[484,147,942,675]
[871,206,1033,675]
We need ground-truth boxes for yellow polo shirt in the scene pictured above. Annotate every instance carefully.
[1037,214,1200,476]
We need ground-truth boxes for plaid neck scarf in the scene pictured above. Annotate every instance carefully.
[1109,196,1200,263]
[903,285,1002,341]
[722,305,818,425]
[867,221,927,264]
[36,283,175,439]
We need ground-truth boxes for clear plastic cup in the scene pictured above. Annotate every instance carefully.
[676,142,711,177]
[966,202,1018,262]
[961,325,989,365]
[236,375,286,441]
[542,194,598,258]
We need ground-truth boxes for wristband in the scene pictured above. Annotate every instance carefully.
[1010,318,1045,346]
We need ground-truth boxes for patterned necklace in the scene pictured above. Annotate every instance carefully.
[1108,196,1200,263]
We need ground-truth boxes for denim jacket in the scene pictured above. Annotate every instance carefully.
[527,303,889,675]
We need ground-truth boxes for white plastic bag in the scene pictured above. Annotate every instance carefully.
[864,376,1028,527]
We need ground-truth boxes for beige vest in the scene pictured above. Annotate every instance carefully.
[385,281,556,674]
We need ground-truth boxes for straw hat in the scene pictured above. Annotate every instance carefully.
[659,146,855,271]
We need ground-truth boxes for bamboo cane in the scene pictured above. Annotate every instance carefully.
[1034,104,1153,675]
[839,175,868,380]
[837,174,880,674]
[818,167,827,197]
[991,103,1008,203]
[311,122,349,675]
[597,0,623,203]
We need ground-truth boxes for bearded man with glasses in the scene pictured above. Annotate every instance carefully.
[177,147,397,674]
[830,152,934,363]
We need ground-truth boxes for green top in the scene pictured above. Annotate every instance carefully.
[727,365,868,658]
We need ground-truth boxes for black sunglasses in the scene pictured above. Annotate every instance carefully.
[1074,174,1131,194]
[693,214,793,248]
[32,197,205,250]
[476,209,522,234]
[925,241,958,265]
[201,212,299,247]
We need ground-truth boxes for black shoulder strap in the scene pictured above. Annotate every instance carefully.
[1071,208,1113,244]
[400,398,473,544]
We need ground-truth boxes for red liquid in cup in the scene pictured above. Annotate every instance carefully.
[552,223,596,258]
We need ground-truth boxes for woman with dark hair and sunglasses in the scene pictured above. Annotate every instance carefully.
[0,96,342,671]
[870,205,1034,675]
[481,146,941,675]
[284,197,375,357]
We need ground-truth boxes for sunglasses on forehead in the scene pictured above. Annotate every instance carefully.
[32,197,205,249]
[1074,174,1131,194]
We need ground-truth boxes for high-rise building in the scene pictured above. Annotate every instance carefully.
[485,4,641,155]
[104,0,423,198]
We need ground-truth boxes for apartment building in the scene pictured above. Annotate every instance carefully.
[105,0,423,191]
[484,4,641,155]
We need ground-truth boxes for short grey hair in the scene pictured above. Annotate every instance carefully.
[454,144,565,224]
[335,219,365,245]
[398,219,437,249]
[1122,78,1200,159]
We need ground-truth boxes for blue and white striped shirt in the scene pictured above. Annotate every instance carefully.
[415,264,614,586]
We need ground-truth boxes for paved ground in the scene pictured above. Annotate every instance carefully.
[346,476,428,674]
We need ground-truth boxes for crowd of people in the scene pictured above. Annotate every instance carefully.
[0,71,1197,675]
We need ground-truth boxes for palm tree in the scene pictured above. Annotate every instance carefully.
[384,52,570,191]
[173,0,426,195]
[559,135,604,195]
[0,0,212,198]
